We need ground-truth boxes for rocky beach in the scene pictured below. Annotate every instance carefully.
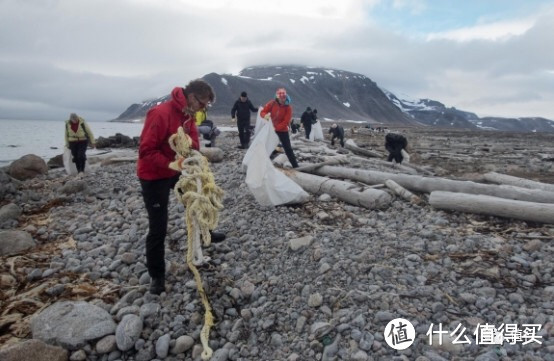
[0,129,553,361]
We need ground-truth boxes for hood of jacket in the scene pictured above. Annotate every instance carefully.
[170,87,187,111]
[275,94,291,106]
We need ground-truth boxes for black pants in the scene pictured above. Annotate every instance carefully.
[140,175,179,279]
[69,141,88,172]
[331,135,345,147]
[275,131,299,168]
[386,144,404,163]
[237,120,251,147]
[304,124,312,139]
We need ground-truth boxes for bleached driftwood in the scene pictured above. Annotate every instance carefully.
[350,156,419,175]
[484,172,554,193]
[429,191,554,224]
[283,170,392,209]
[385,180,422,205]
[295,158,349,172]
[344,139,383,158]
[310,166,554,204]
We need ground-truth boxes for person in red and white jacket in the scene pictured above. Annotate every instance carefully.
[137,80,225,295]
[259,88,299,168]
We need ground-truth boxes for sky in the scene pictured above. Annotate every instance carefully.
[0,0,553,121]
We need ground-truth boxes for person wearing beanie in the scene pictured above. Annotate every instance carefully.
[300,106,313,139]
[64,112,96,174]
[231,91,258,149]
[328,123,345,147]
[137,79,226,295]
[260,88,299,168]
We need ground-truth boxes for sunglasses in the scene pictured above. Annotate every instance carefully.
[193,94,208,109]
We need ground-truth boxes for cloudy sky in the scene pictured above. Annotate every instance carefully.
[1,0,553,121]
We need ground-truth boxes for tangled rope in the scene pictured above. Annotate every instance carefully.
[168,126,224,360]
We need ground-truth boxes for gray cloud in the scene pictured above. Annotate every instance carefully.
[0,0,553,121]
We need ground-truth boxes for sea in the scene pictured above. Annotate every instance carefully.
[0,119,146,166]
[0,119,238,167]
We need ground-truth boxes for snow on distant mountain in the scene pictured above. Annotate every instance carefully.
[383,89,554,132]
[113,65,554,132]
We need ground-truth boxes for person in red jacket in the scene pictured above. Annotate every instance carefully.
[260,88,299,168]
[137,80,225,295]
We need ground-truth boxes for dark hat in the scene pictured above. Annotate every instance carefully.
[313,109,317,113]
[241,91,247,97]
[306,107,311,111]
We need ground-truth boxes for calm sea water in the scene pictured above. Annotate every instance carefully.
[0,119,145,166]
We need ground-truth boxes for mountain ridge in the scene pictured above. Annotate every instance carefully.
[114,65,554,132]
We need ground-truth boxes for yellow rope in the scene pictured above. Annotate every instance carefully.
[169,127,224,360]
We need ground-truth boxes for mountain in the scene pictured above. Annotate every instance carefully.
[114,65,416,125]
[384,91,554,132]
[114,65,554,132]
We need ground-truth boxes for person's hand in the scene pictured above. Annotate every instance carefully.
[231,117,236,122]
[168,156,186,172]
[263,113,271,121]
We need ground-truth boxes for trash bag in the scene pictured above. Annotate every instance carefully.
[245,142,309,206]
[243,112,309,206]
[253,108,268,137]
[243,112,279,169]
[63,147,78,175]
[309,121,324,141]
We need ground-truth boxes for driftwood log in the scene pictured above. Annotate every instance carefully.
[385,180,422,205]
[310,166,554,204]
[429,191,554,224]
[283,170,392,209]
[484,172,554,193]
[344,139,383,158]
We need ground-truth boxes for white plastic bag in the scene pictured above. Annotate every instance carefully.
[401,149,411,163]
[242,112,279,169]
[243,112,309,206]
[244,142,309,206]
[253,108,268,137]
[63,147,78,175]
[309,121,324,141]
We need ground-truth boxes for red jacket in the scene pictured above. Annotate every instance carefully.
[137,87,199,180]
[260,99,292,132]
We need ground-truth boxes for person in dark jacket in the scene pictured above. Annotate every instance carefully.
[300,107,313,139]
[328,123,345,147]
[137,80,225,295]
[312,109,318,124]
[385,133,408,163]
[231,91,258,149]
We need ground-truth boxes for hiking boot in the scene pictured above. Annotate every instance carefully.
[209,230,226,243]
[149,277,165,295]
[205,143,212,148]
[236,145,244,149]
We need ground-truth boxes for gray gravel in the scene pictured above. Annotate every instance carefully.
[3,132,553,360]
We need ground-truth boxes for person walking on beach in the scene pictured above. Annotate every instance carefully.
[260,88,299,168]
[65,113,96,174]
[300,107,313,139]
[231,91,258,149]
[137,80,226,295]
